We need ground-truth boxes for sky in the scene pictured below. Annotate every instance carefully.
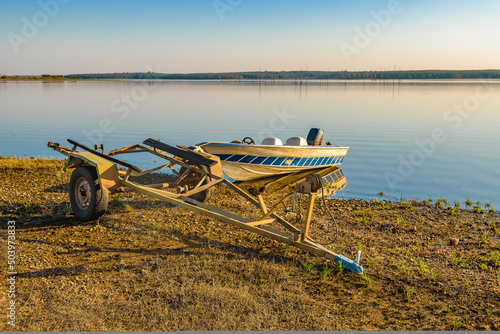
[1,0,499,75]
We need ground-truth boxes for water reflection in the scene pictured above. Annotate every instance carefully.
[1,80,499,206]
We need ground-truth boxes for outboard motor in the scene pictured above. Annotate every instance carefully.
[307,128,325,146]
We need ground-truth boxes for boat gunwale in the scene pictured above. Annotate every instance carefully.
[198,142,349,149]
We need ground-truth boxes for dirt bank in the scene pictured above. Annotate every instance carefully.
[0,157,499,331]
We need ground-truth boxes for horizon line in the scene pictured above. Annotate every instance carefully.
[4,68,500,76]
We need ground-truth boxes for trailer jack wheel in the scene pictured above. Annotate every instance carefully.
[69,166,109,221]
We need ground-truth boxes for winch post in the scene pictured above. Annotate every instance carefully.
[300,193,316,241]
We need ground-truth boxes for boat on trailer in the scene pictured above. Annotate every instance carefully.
[46,138,363,274]
[197,128,349,181]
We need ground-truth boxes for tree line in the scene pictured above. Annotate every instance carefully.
[2,70,500,81]
[67,70,500,81]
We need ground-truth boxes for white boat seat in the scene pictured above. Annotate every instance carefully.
[261,137,283,146]
[285,137,308,146]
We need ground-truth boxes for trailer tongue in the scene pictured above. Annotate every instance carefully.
[47,138,363,274]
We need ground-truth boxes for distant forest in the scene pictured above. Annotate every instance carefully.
[67,70,500,81]
[3,70,500,81]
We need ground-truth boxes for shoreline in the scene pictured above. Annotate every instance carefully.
[0,77,98,81]
[2,77,500,82]
[0,156,496,209]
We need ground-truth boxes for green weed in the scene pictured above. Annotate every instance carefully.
[124,204,134,213]
[112,194,120,205]
[454,200,461,208]
[486,201,491,208]
[418,259,429,275]
[405,286,415,301]
[358,211,375,224]
[486,309,493,317]
[435,198,443,209]
[450,317,462,330]
[337,261,345,274]
[488,221,497,233]
[445,304,452,312]
[374,198,385,209]
[65,204,73,215]
[447,207,456,216]
[490,251,500,266]
[400,201,413,210]
[489,205,495,213]
[379,190,384,196]
[301,261,315,273]
[320,266,335,279]
[355,273,373,287]
[451,253,465,266]
[430,271,439,280]
[396,216,407,226]
[24,203,35,214]
[393,259,410,274]
[481,230,489,244]
[356,240,363,251]
[365,256,378,267]
[465,197,472,207]
[152,222,161,230]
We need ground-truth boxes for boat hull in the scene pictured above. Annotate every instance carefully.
[200,143,349,181]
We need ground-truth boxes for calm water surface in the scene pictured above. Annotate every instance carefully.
[1,80,499,206]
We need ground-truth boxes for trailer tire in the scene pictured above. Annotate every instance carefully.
[69,166,109,221]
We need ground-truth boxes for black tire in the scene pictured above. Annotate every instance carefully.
[69,166,109,221]
[178,166,213,203]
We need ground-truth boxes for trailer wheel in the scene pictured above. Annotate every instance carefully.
[69,166,109,221]
[178,166,213,203]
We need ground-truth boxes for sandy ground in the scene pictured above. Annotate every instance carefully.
[0,157,499,331]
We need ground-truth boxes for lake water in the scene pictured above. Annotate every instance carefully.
[1,79,499,206]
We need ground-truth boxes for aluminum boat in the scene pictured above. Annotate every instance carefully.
[197,128,348,181]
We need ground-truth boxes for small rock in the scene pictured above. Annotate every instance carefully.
[449,237,459,246]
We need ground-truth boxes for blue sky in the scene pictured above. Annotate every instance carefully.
[1,0,499,75]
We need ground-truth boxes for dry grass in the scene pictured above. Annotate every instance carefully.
[0,157,63,170]
[16,254,342,331]
[1,158,500,331]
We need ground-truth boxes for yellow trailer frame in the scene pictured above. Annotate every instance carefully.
[47,138,363,274]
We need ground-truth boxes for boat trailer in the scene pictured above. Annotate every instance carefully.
[47,138,363,274]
